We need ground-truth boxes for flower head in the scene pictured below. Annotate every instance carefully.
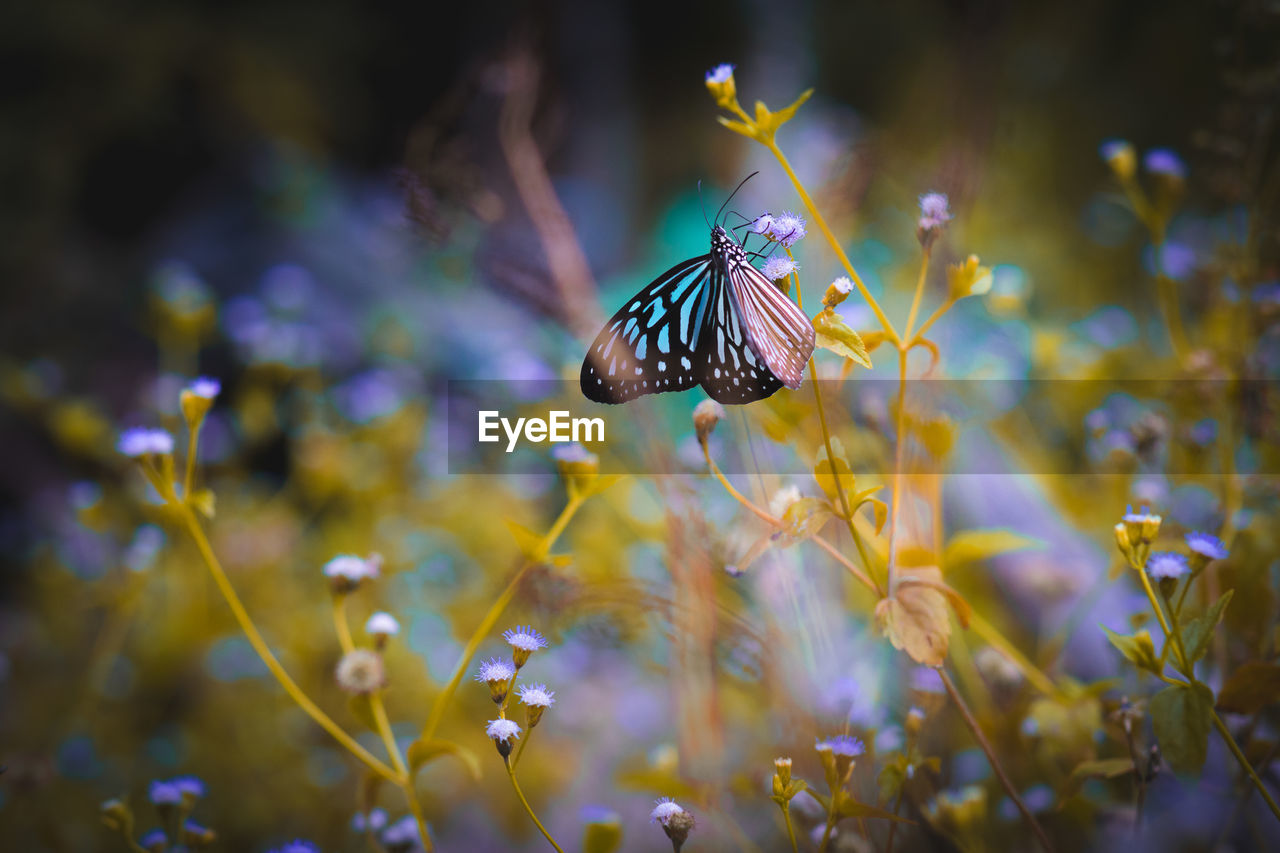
[1121,505,1162,546]
[651,798,695,849]
[335,649,385,694]
[475,657,517,703]
[187,377,221,399]
[270,841,320,853]
[516,682,555,707]
[323,553,382,593]
[351,808,389,832]
[1185,531,1228,561]
[705,64,734,84]
[1100,138,1137,180]
[181,820,214,844]
[148,779,183,806]
[517,682,555,727]
[1144,148,1186,180]
[693,398,725,446]
[381,814,424,849]
[170,775,205,799]
[552,443,593,464]
[366,611,401,638]
[138,829,167,851]
[704,63,737,108]
[918,192,952,230]
[486,718,522,758]
[503,625,548,668]
[823,276,854,307]
[1146,551,1189,581]
[118,428,175,458]
[816,735,865,758]
[761,255,798,282]
[180,377,221,425]
[755,211,806,247]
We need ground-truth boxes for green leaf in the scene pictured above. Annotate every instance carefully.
[1216,661,1280,714]
[1181,590,1233,666]
[407,738,482,781]
[1150,682,1214,775]
[812,310,872,368]
[1101,626,1160,674]
[942,529,1043,570]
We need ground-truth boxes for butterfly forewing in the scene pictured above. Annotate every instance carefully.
[581,256,713,403]
[725,260,815,389]
[696,264,786,403]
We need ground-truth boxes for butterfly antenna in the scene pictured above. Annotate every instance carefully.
[697,180,710,229]
[715,171,759,226]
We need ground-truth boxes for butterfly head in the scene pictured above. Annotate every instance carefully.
[710,225,745,267]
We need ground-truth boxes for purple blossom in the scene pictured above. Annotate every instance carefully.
[1144,148,1187,179]
[118,428,175,457]
[918,192,952,230]
[1146,551,1189,580]
[1185,531,1228,561]
[815,735,865,757]
[705,64,734,84]
[761,255,798,281]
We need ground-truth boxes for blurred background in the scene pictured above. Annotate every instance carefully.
[3,0,1279,850]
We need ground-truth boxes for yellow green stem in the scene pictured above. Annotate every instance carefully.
[182,422,201,502]
[419,495,584,743]
[780,803,800,853]
[173,503,398,782]
[333,596,355,655]
[790,259,882,595]
[370,692,432,850]
[909,299,955,345]
[510,723,532,770]
[903,249,932,341]
[506,758,566,853]
[760,137,898,343]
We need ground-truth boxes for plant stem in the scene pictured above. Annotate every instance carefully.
[791,263,883,595]
[886,346,909,591]
[885,789,905,853]
[702,446,878,593]
[333,596,355,654]
[510,723,532,770]
[506,758,566,853]
[182,422,201,502]
[908,299,955,345]
[1212,711,1280,823]
[903,249,932,341]
[763,139,899,343]
[939,668,1055,852]
[370,692,433,850]
[174,504,398,782]
[419,495,583,743]
[781,803,800,853]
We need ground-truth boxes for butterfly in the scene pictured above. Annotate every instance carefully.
[580,191,815,405]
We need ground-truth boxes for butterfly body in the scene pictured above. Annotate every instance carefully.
[581,225,815,404]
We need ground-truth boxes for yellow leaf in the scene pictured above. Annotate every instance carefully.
[505,519,545,561]
[778,497,833,545]
[189,489,216,519]
[875,567,951,666]
[813,310,872,368]
[814,442,856,508]
[715,116,756,139]
[942,529,1043,571]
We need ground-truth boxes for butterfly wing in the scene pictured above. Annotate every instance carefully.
[725,259,816,390]
[696,264,786,403]
[581,256,714,403]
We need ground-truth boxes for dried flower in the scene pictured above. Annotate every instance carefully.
[693,398,725,447]
[335,649,385,694]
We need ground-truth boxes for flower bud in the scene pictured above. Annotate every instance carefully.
[553,443,599,495]
[704,64,737,110]
[774,756,792,788]
[693,399,725,447]
[1100,139,1137,182]
[823,277,853,308]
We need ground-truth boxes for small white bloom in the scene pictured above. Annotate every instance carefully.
[117,427,175,457]
[650,798,686,826]
[365,612,400,636]
[831,277,853,296]
[324,554,380,583]
[486,718,522,743]
[516,683,555,708]
[761,255,798,281]
[705,63,734,84]
[187,377,221,399]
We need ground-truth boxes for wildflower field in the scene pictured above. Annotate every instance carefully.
[4,2,1280,851]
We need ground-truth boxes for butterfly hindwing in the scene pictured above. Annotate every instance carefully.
[580,256,713,403]
[725,259,815,390]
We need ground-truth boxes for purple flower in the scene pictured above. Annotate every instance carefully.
[1099,139,1134,163]
[761,255,798,281]
[270,841,320,853]
[1146,551,1189,580]
[918,192,952,230]
[815,735,865,757]
[486,718,522,743]
[1185,531,1228,561]
[118,427,175,457]
[1144,148,1186,179]
[754,211,807,247]
[148,779,183,806]
[502,626,548,654]
[705,64,734,84]
[352,808,389,832]
[650,797,686,825]
[138,828,167,849]
[516,683,556,708]
[170,775,205,798]
[475,657,516,685]
[187,377,221,399]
